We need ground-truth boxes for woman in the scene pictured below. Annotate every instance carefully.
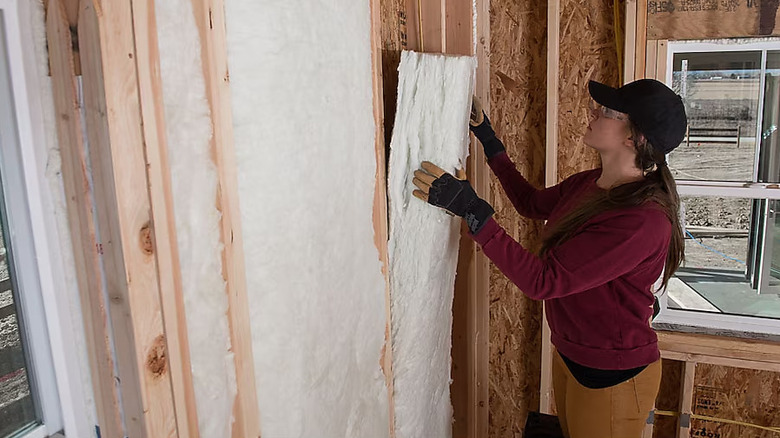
[412,79,687,438]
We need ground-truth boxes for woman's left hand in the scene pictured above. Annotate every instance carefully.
[412,161,495,234]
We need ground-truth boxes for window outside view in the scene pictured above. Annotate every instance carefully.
[0,13,39,437]
[666,47,780,321]
[0,223,37,436]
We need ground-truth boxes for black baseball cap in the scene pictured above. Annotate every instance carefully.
[588,79,688,154]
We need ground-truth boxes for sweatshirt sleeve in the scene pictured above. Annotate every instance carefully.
[470,212,670,300]
[487,152,568,220]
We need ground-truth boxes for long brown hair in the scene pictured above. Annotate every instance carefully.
[539,123,685,291]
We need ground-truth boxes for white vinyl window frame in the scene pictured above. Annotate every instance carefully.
[0,1,94,437]
[654,38,780,336]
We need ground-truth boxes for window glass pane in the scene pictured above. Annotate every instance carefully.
[668,51,762,182]
[0,225,37,436]
[670,195,780,319]
[0,12,38,437]
[759,51,780,182]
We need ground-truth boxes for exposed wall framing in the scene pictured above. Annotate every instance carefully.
[641,332,780,437]
[187,1,260,436]
[47,0,448,436]
[378,2,489,436]
[69,0,184,435]
[44,1,121,435]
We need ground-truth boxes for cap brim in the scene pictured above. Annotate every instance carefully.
[588,80,625,113]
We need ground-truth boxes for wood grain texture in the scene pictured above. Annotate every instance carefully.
[678,361,696,437]
[379,0,406,153]
[658,331,780,367]
[647,0,780,40]
[129,1,199,436]
[488,0,548,435]
[557,0,623,182]
[80,0,178,435]
[47,1,123,435]
[655,332,780,438]
[691,364,780,438]
[188,1,261,436]
[419,0,443,52]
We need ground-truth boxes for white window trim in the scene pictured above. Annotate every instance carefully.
[0,1,94,437]
[654,38,780,337]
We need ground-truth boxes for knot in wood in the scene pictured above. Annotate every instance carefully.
[139,222,154,255]
[146,334,167,378]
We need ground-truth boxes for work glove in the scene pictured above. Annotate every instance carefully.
[469,96,506,159]
[412,161,494,234]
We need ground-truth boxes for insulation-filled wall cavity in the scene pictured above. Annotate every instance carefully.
[387,50,475,438]
[154,1,236,436]
[224,1,389,437]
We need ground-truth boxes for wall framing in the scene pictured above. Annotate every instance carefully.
[188,1,261,436]
[378,1,489,436]
[45,1,122,435]
[47,0,492,436]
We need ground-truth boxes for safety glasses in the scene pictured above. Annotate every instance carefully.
[588,99,629,121]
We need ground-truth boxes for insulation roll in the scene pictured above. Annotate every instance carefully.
[388,50,476,438]
[225,1,390,437]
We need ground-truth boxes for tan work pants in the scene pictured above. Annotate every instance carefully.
[552,350,662,438]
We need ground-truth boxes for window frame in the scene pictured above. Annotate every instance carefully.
[0,1,95,437]
[654,38,780,336]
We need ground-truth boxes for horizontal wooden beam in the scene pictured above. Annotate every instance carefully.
[658,330,780,371]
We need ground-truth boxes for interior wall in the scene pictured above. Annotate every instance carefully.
[224,2,389,437]
[486,0,547,435]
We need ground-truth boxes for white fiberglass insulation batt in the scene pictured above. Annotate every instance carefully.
[388,50,476,438]
[225,2,389,438]
[155,1,236,437]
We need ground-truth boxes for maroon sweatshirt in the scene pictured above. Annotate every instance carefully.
[471,152,670,370]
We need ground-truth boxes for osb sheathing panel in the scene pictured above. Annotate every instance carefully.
[690,364,780,438]
[557,0,623,182]
[647,0,780,40]
[653,359,684,438]
[488,1,547,435]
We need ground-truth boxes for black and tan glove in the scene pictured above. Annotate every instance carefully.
[469,96,506,159]
[412,161,494,234]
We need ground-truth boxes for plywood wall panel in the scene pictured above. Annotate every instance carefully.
[488,1,547,435]
[691,364,780,438]
[647,0,780,40]
[557,0,624,181]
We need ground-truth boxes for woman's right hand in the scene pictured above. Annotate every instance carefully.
[468,96,506,159]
